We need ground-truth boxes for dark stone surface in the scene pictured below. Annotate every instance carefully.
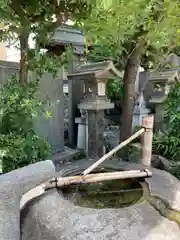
[88,110,104,158]
[37,71,65,154]
[68,57,84,147]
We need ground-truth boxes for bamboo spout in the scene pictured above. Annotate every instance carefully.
[82,128,145,176]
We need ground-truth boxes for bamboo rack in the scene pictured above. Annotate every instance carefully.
[44,169,152,190]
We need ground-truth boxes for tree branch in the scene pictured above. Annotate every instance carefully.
[10,0,28,25]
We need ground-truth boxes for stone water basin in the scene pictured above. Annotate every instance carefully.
[21,160,180,240]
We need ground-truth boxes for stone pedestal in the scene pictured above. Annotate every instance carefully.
[87,110,104,158]
[75,116,87,150]
[78,101,114,158]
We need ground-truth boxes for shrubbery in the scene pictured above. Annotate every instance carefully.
[0,76,50,173]
[107,78,123,101]
[153,83,180,162]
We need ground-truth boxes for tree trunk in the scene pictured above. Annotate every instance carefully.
[120,40,144,144]
[19,32,29,84]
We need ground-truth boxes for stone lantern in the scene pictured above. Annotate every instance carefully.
[68,61,121,158]
[148,70,180,130]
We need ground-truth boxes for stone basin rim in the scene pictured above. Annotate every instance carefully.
[55,162,180,225]
[21,160,180,214]
[21,163,148,210]
[20,161,180,240]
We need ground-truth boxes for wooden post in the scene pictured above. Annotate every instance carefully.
[140,115,154,166]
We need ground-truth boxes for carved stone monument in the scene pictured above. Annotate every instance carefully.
[46,24,86,149]
[68,61,121,158]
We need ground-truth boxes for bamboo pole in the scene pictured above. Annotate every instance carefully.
[44,169,152,190]
[82,128,145,176]
[140,115,154,166]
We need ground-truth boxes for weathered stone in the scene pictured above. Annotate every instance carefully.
[151,155,171,170]
[49,25,86,48]
[21,160,180,240]
[37,71,64,154]
[52,146,82,166]
[0,160,55,240]
[88,110,105,158]
[68,61,122,156]
[139,67,180,131]
[68,71,84,147]
[104,126,120,150]
[21,191,180,240]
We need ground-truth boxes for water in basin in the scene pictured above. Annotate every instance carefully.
[60,168,143,209]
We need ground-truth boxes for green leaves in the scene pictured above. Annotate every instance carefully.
[0,133,50,173]
[107,78,123,101]
[0,76,51,173]
[28,49,69,79]
[153,83,180,161]
[84,0,180,69]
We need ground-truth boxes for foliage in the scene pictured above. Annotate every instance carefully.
[0,0,95,83]
[107,78,123,101]
[85,0,180,66]
[169,165,180,180]
[84,0,180,76]
[153,83,180,161]
[0,0,95,171]
[0,76,50,173]
[0,0,94,42]
[84,0,180,143]
[28,47,70,79]
[153,134,180,161]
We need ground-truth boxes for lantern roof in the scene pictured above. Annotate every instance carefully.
[146,70,180,84]
[49,24,85,46]
[68,61,122,81]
